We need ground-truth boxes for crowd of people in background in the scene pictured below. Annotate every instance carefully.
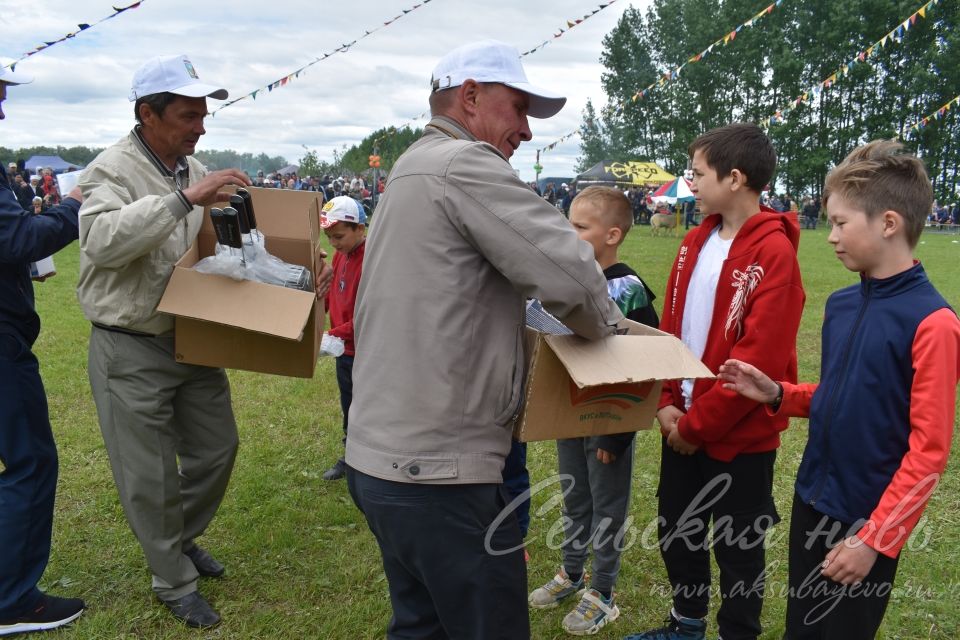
[6,162,64,212]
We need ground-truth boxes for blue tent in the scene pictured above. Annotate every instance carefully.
[24,155,84,173]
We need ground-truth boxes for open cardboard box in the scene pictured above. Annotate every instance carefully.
[157,186,324,378]
[513,319,714,442]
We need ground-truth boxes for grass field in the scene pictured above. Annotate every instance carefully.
[29,223,960,639]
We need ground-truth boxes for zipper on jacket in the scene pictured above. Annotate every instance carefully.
[809,280,872,507]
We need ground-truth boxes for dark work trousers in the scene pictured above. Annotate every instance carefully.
[501,440,530,538]
[335,355,354,450]
[0,333,56,619]
[347,467,529,640]
[784,493,900,640]
[656,439,780,640]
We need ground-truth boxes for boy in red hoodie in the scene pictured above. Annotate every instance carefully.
[627,123,805,640]
[319,196,366,481]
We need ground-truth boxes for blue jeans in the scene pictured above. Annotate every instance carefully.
[0,333,57,618]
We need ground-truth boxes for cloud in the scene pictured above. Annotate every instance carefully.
[3,0,649,179]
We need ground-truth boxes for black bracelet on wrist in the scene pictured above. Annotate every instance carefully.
[770,382,784,411]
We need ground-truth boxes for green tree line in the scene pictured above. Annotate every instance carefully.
[2,145,288,177]
[580,0,959,201]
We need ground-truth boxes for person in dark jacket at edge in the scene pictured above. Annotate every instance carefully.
[0,66,87,637]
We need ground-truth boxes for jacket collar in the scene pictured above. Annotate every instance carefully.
[425,116,477,143]
[859,261,927,298]
[130,126,189,183]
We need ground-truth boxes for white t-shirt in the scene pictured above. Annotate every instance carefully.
[680,226,733,409]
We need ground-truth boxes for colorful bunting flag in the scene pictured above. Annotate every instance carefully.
[542,0,785,154]
[903,94,960,136]
[4,0,148,70]
[763,0,940,128]
[520,0,619,56]
[212,0,435,115]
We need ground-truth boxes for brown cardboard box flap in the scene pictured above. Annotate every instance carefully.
[544,333,715,388]
[158,268,314,341]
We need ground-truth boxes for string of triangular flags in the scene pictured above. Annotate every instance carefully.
[3,1,148,71]
[903,94,960,137]
[374,1,621,147]
[212,0,434,116]
[520,0,619,56]
[539,0,786,154]
[761,0,942,127]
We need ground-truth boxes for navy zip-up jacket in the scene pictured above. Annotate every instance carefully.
[795,263,952,531]
[0,164,80,346]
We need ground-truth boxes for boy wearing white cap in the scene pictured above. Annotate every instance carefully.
[76,55,251,629]
[318,196,367,481]
[346,40,622,640]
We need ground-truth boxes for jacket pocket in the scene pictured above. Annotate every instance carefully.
[493,324,526,427]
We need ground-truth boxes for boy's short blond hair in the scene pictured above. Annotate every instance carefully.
[823,140,932,248]
[572,186,633,241]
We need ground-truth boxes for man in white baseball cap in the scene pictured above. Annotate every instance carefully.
[346,40,620,640]
[75,56,250,629]
[0,62,88,636]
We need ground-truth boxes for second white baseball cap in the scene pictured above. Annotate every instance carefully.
[430,40,566,119]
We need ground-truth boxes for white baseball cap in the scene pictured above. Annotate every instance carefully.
[0,64,33,86]
[321,196,367,228]
[129,55,228,102]
[430,40,566,119]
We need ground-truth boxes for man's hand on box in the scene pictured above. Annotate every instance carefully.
[315,253,333,298]
[182,169,252,207]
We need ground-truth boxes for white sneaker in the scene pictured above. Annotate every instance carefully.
[528,567,585,609]
[562,588,620,636]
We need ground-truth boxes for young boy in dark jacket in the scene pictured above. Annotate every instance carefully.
[529,186,658,636]
[720,140,960,640]
[627,124,805,640]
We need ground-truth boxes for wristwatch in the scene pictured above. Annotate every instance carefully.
[770,382,784,412]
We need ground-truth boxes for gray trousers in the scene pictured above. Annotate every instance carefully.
[88,327,239,600]
[556,437,634,594]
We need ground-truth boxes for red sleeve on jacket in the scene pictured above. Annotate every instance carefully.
[328,320,353,341]
[678,275,805,446]
[857,308,960,557]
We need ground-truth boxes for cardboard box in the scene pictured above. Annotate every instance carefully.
[514,319,714,442]
[157,187,324,378]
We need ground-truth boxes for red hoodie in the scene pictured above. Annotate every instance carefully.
[659,208,805,461]
[325,239,365,356]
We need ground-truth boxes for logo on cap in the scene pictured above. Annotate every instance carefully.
[183,59,199,79]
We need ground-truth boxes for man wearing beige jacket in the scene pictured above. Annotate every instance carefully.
[76,55,251,629]
[345,40,624,640]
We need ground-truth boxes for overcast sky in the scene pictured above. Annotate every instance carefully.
[1,0,653,181]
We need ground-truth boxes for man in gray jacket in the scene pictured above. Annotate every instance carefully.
[77,55,251,629]
[345,40,623,639]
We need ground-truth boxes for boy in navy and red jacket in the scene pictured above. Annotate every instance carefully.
[627,124,805,640]
[319,196,366,481]
[720,140,960,640]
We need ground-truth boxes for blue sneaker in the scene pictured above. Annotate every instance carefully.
[624,612,706,640]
